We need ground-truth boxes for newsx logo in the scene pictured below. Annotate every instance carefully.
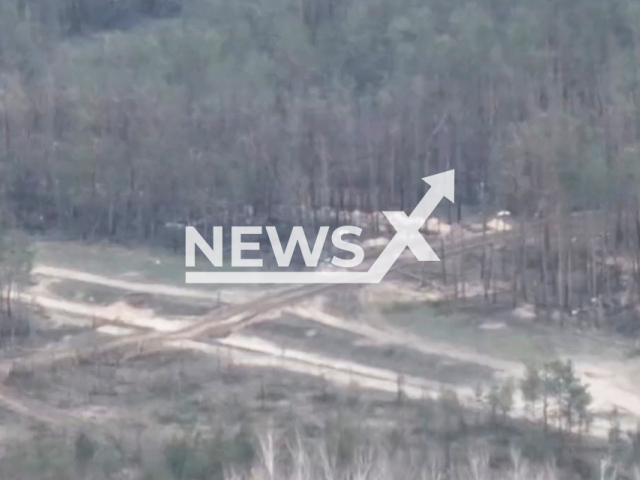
[185,170,454,284]
[186,224,365,270]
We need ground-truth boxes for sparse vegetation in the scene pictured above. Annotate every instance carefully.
[519,360,593,436]
[2,1,640,479]
[0,219,32,339]
[0,400,638,480]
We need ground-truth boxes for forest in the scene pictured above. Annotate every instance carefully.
[1,0,640,320]
[1,0,639,236]
[2,2,640,479]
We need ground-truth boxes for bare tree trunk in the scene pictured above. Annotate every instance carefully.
[541,222,550,312]
[489,244,497,303]
[567,235,573,311]
[511,246,518,308]
[6,282,12,320]
[440,239,447,285]
[519,219,528,303]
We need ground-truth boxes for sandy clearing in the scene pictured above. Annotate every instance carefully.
[0,385,81,426]
[32,265,269,305]
[11,224,638,433]
[73,290,640,439]
[170,337,473,402]
[24,293,195,332]
[97,325,136,336]
[479,322,507,330]
[33,266,214,298]
[359,280,448,305]
[287,305,516,374]
[163,335,629,438]
[77,312,477,402]
[6,286,640,438]
[513,304,537,320]
[569,360,640,419]
[82,318,479,405]
[286,304,640,432]
[25,282,640,432]
[26,270,640,431]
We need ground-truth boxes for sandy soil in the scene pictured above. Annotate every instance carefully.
[3,234,640,440]
[18,281,640,438]
[26,294,195,332]
[32,265,269,304]
[285,303,640,434]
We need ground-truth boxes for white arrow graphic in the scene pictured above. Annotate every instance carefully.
[186,170,454,284]
[364,169,454,282]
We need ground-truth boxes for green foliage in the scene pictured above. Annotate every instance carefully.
[324,419,360,470]
[448,3,496,72]
[485,378,514,423]
[480,360,593,438]
[523,360,593,434]
[521,362,542,411]
[0,223,32,320]
[487,383,500,423]
[0,228,32,285]
[74,431,96,465]
[518,428,561,463]
[163,426,256,480]
[497,378,515,418]
[164,436,191,479]
[0,3,49,79]
[1,0,640,243]
[435,388,465,436]
[1,435,75,480]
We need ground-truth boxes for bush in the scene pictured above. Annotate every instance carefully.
[162,425,257,480]
[74,431,96,465]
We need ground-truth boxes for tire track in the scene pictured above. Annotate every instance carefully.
[0,214,597,427]
[3,217,575,378]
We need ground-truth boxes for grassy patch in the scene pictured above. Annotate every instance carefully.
[379,300,625,362]
[379,302,556,363]
[34,240,247,288]
[48,279,215,316]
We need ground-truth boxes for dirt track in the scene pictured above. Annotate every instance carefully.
[9,264,640,437]
[14,225,505,371]
[32,265,272,304]
[1,216,633,435]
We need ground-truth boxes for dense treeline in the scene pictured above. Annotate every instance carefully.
[1,0,640,239]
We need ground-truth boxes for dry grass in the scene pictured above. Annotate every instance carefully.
[225,430,558,480]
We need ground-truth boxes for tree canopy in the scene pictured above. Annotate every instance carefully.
[1,0,640,237]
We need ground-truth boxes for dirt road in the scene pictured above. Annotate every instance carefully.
[12,275,640,437]
[0,217,629,435]
[32,265,272,304]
